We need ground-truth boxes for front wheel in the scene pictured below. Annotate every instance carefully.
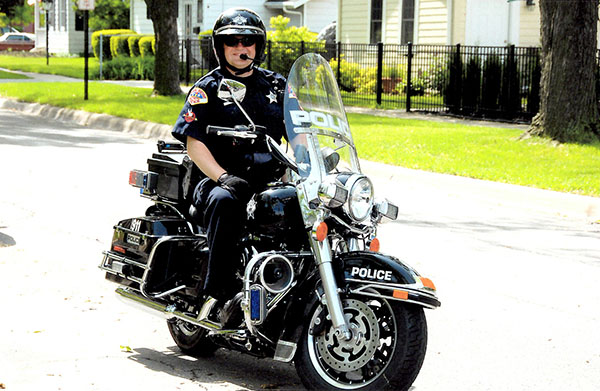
[295,296,428,391]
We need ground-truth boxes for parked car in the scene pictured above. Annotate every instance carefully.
[0,32,36,51]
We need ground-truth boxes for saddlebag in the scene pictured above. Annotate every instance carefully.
[99,215,207,296]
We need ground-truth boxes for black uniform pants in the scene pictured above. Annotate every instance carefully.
[193,178,245,301]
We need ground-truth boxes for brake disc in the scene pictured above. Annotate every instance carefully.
[315,299,380,372]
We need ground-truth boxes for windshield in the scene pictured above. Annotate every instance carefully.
[284,53,361,178]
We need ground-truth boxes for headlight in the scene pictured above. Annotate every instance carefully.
[343,175,374,221]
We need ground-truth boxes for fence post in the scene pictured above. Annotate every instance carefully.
[376,42,383,105]
[99,34,103,80]
[185,38,191,85]
[301,40,305,55]
[267,40,272,70]
[336,41,341,87]
[506,44,516,118]
[406,42,413,112]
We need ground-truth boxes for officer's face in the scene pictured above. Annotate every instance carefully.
[223,35,256,75]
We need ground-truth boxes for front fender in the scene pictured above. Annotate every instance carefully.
[338,251,441,309]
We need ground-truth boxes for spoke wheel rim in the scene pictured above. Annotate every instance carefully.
[307,297,397,389]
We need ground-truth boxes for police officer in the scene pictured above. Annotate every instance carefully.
[172,8,287,326]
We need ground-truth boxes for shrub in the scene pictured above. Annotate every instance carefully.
[139,36,155,57]
[481,54,502,113]
[91,29,136,60]
[127,35,142,57]
[102,56,155,80]
[462,55,482,112]
[266,15,324,75]
[328,57,362,92]
[110,35,130,58]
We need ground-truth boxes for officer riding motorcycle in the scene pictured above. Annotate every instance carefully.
[100,7,440,391]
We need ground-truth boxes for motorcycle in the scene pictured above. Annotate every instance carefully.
[100,53,440,391]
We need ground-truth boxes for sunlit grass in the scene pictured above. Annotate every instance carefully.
[0,81,598,196]
[348,114,600,196]
[0,55,100,79]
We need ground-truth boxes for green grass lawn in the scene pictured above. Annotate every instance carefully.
[0,81,598,196]
[0,55,100,79]
[0,69,30,79]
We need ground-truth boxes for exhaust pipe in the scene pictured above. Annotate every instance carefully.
[115,287,222,331]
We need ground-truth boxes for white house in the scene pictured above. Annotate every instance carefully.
[130,0,337,37]
[33,0,90,55]
[31,0,337,55]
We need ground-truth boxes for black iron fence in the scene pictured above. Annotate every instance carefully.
[180,38,544,121]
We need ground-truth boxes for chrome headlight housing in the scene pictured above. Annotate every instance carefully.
[342,174,374,222]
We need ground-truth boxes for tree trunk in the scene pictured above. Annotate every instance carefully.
[528,0,600,143]
[144,0,182,96]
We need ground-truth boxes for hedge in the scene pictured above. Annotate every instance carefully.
[127,35,142,57]
[92,29,136,60]
[139,36,155,57]
[110,35,130,58]
[102,56,155,80]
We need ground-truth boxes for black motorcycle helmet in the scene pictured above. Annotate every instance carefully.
[212,8,267,74]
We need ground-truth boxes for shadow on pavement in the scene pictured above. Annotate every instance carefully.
[127,346,304,391]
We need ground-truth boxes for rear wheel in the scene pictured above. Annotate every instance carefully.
[167,319,219,357]
[295,295,427,390]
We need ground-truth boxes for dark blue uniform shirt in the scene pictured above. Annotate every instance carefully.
[172,66,287,186]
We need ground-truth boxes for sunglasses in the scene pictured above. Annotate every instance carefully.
[223,36,257,47]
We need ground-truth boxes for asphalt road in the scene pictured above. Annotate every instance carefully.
[1,107,599,391]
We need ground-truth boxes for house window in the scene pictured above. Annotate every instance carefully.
[370,0,383,44]
[59,0,67,30]
[401,0,415,44]
[197,0,203,24]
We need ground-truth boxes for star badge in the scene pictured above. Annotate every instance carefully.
[266,90,277,104]
[232,15,247,25]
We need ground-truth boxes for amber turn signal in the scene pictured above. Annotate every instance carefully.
[315,222,328,242]
[420,277,436,290]
[369,238,380,252]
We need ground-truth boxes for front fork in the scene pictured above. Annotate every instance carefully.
[308,234,352,340]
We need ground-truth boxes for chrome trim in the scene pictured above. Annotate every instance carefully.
[347,278,440,309]
[140,236,203,298]
[115,287,227,332]
[309,234,351,340]
[273,340,297,363]
[329,213,373,236]
[153,285,187,299]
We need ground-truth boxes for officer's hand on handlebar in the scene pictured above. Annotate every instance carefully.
[218,173,251,202]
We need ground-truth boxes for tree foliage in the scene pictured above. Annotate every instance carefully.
[0,1,33,30]
[88,0,130,31]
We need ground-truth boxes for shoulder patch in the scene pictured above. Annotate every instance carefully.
[188,87,208,105]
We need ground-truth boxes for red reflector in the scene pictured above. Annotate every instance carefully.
[113,245,126,254]
[129,171,136,186]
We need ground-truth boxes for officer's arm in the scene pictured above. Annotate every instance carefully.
[186,136,227,182]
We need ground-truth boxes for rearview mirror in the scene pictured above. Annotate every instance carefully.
[218,79,246,102]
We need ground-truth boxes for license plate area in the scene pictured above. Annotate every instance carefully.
[126,233,141,246]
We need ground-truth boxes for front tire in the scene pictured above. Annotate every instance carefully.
[167,319,219,357]
[295,296,427,391]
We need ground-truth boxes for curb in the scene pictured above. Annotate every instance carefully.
[0,97,174,140]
